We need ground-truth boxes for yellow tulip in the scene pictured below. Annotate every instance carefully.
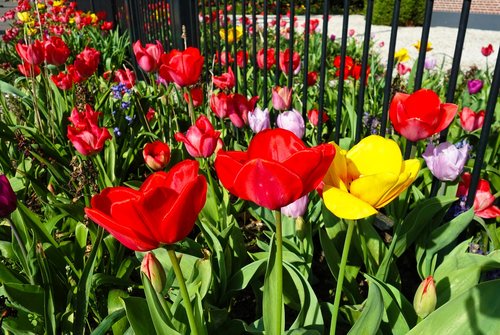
[394,48,410,63]
[17,11,32,23]
[322,135,420,220]
[52,0,64,7]
[219,25,243,44]
[413,40,433,52]
[37,3,46,10]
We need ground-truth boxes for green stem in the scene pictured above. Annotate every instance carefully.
[186,88,195,124]
[166,246,199,335]
[6,217,33,284]
[274,210,284,335]
[330,219,356,335]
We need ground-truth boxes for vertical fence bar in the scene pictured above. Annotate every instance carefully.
[170,0,200,49]
[275,0,281,86]
[215,0,222,72]
[355,0,374,143]
[466,48,500,209]
[287,0,295,89]
[232,0,238,92]
[223,0,229,69]
[317,0,330,143]
[242,0,248,95]
[251,0,258,96]
[301,0,311,119]
[163,0,172,50]
[201,0,210,85]
[334,0,350,143]
[263,0,269,107]
[414,0,434,91]
[209,2,215,71]
[379,0,401,137]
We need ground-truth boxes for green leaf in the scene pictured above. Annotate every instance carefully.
[407,280,500,334]
[90,309,127,335]
[107,289,129,335]
[1,283,44,314]
[225,259,267,295]
[394,197,456,257]
[347,281,384,335]
[263,234,284,335]
[122,297,157,335]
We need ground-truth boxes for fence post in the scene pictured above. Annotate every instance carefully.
[169,0,200,49]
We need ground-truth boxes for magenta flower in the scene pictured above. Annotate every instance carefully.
[467,79,483,94]
[422,141,470,181]
[0,175,17,217]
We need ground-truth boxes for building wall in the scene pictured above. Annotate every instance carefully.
[434,0,500,15]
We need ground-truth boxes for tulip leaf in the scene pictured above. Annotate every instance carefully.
[198,221,227,295]
[90,309,127,335]
[347,280,384,335]
[225,259,267,296]
[263,234,285,335]
[394,196,456,257]
[0,283,44,315]
[365,274,417,333]
[122,296,157,335]
[406,279,500,334]
[106,289,129,335]
[283,262,324,332]
[142,274,180,335]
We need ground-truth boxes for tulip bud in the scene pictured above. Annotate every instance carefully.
[413,276,437,319]
[0,175,17,217]
[248,106,271,134]
[277,109,305,138]
[143,141,171,171]
[422,141,470,182]
[141,252,166,293]
[272,86,292,111]
[467,79,483,95]
[295,216,307,240]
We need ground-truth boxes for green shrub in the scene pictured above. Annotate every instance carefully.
[370,0,426,26]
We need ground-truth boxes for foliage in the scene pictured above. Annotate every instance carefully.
[370,0,427,26]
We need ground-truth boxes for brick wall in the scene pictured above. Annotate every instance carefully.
[434,0,500,15]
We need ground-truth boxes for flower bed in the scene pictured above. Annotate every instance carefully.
[0,1,499,334]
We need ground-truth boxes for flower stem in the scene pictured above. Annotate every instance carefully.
[330,219,356,335]
[274,210,284,335]
[186,88,195,124]
[166,246,199,335]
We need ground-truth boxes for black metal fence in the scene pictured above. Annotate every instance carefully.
[81,0,499,209]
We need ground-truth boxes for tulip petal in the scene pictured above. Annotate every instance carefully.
[435,103,458,133]
[347,135,402,176]
[323,185,377,220]
[350,173,399,207]
[378,159,421,208]
[215,151,247,190]
[323,143,348,191]
[247,128,306,162]
[232,159,304,210]
[476,205,500,219]
[163,160,199,193]
[397,118,434,142]
[155,176,207,243]
[404,89,440,120]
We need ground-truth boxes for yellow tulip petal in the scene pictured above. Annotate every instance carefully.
[346,135,402,176]
[378,159,421,208]
[350,173,399,207]
[323,186,378,220]
[323,143,348,191]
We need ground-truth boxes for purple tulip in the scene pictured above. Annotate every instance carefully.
[276,109,305,139]
[281,195,308,218]
[248,106,271,133]
[467,79,483,95]
[422,141,470,181]
[0,175,17,217]
[424,56,437,70]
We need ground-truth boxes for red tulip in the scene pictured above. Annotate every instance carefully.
[133,40,164,73]
[215,128,335,210]
[44,36,70,66]
[459,107,485,132]
[230,93,259,128]
[183,86,204,107]
[67,104,112,156]
[307,71,318,86]
[210,91,234,119]
[175,115,221,158]
[351,63,370,82]
[272,86,292,111]
[279,49,301,75]
[457,173,500,219]
[101,21,113,31]
[73,47,100,80]
[481,44,494,57]
[146,107,156,122]
[51,72,73,90]
[15,40,44,65]
[215,51,233,66]
[213,66,235,90]
[257,48,276,69]
[159,47,204,87]
[389,89,457,142]
[236,50,248,68]
[85,160,207,251]
[18,62,40,77]
[307,109,329,127]
[114,68,136,89]
[143,141,171,171]
[333,55,354,79]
